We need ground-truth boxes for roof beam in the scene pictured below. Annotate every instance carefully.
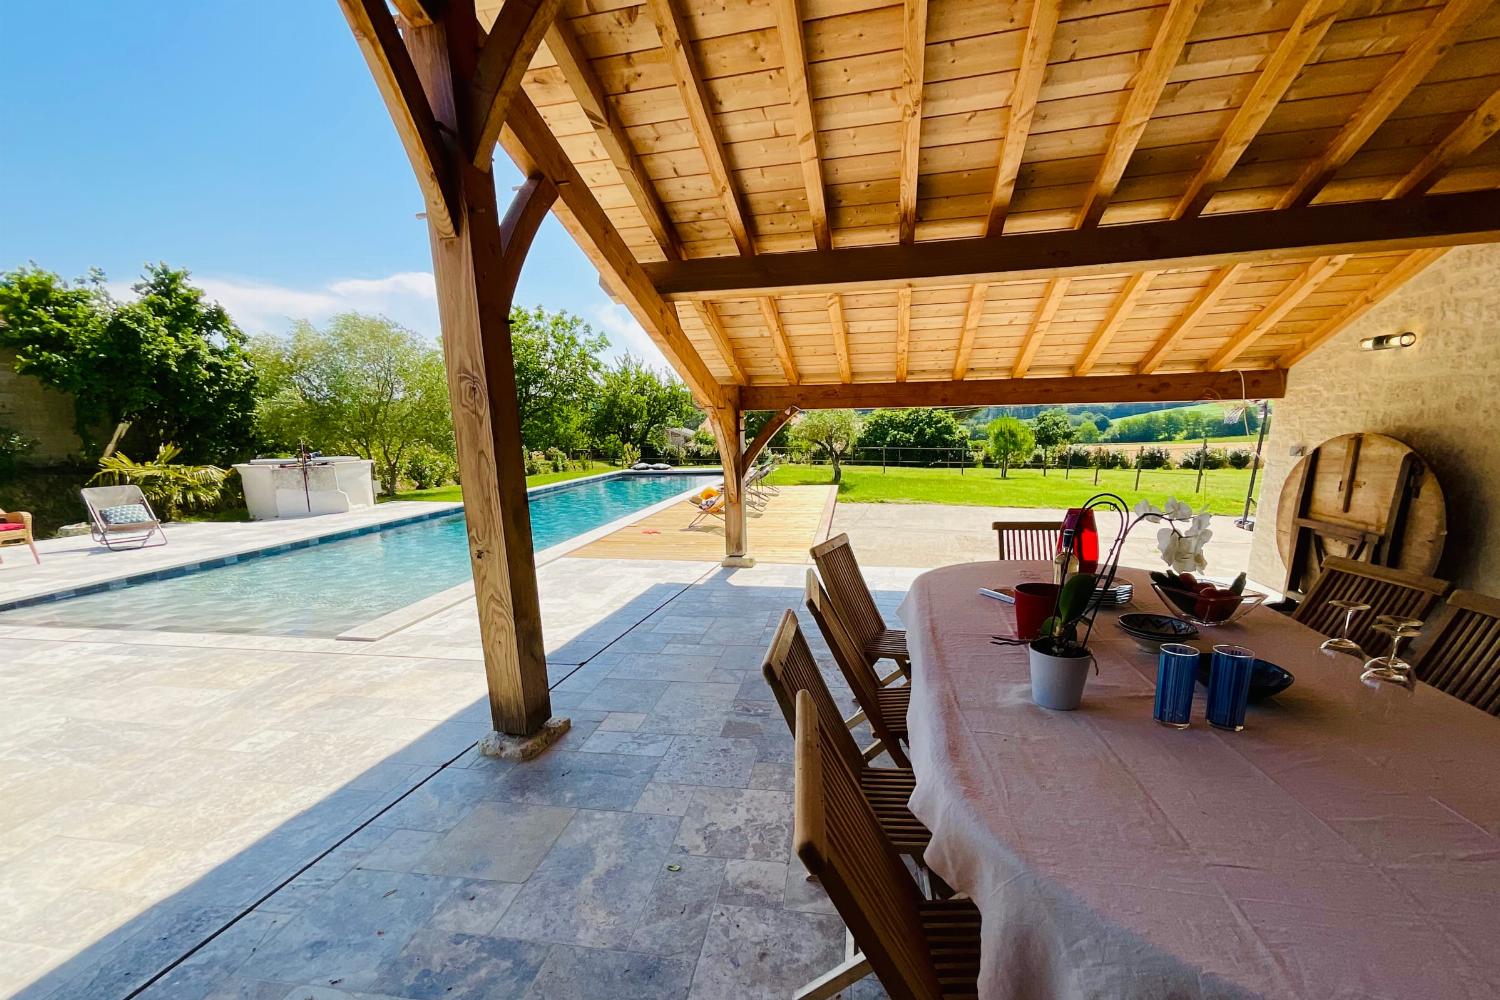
[987,0,1061,235]
[689,301,746,384]
[498,93,726,409]
[758,297,801,384]
[895,288,911,381]
[337,0,457,237]
[544,19,682,259]
[952,284,988,379]
[826,294,852,383]
[647,188,1500,299]
[646,0,755,255]
[390,1,435,27]
[1137,263,1247,374]
[740,369,1287,411]
[1012,276,1069,378]
[1388,86,1500,198]
[1078,0,1205,228]
[1278,0,1490,209]
[1279,249,1447,366]
[1075,270,1159,375]
[896,0,929,244]
[469,0,563,168]
[1172,0,1346,220]
[772,0,829,251]
[1207,255,1349,369]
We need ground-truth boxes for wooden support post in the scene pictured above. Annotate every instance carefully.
[708,404,750,567]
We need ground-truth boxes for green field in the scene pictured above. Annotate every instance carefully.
[765,463,1257,514]
[393,461,617,502]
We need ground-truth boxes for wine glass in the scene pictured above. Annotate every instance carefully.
[1360,616,1423,686]
[1320,599,1371,656]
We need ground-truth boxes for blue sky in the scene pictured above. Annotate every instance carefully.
[0,0,664,364]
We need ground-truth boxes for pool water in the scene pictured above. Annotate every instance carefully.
[0,473,716,637]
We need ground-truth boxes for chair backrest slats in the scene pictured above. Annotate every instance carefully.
[810,533,885,650]
[805,571,911,766]
[763,610,866,776]
[1418,589,1500,716]
[992,520,1064,561]
[793,690,945,1000]
[1293,556,1448,653]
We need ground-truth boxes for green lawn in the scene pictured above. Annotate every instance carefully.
[765,464,1257,515]
[391,460,618,502]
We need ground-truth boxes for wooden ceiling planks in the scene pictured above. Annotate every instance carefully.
[485,0,1500,403]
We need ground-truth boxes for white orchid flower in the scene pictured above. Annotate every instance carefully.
[1189,512,1213,534]
[1133,498,1162,516]
[1163,496,1194,520]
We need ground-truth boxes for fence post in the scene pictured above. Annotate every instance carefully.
[1064,450,1072,479]
[1093,464,1100,486]
[959,447,965,475]
[882,446,887,474]
[1134,448,1143,490]
[1195,440,1207,493]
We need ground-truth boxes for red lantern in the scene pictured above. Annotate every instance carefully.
[1058,507,1099,573]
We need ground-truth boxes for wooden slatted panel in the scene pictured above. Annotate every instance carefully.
[793,691,950,1000]
[1417,590,1500,715]
[1293,556,1450,654]
[805,571,911,765]
[811,532,888,652]
[993,521,1064,561]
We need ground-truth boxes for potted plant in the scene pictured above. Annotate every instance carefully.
[1028,570,1099,710]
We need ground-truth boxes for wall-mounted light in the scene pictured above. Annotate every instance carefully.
[1360,331,1417,351]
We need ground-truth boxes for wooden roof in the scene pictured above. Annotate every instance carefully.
[477,0,1500,407]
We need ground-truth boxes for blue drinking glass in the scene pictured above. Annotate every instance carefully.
[1206,644,1255,731]
[1153,643,1199,729]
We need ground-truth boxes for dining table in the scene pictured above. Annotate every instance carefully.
[898,561,1500,1000]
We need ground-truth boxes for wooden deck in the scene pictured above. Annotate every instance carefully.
[565,485,836,564]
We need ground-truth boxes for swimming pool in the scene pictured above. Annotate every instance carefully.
[0,472,716,637]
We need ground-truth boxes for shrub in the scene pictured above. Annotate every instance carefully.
[1227,447,1258,470]
[405,446,456,490]
[0,425,37,483]
[92,443,227,521]
[1179,448,1231,470]
[1136,446,1172,470]
[1089,447,1128,470]
[1059,445,1091,469]
[525,451,547,476]
[544,446,572,473]
[620,443,640,468]
[662,444,688,466]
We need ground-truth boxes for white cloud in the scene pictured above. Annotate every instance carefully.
[591,301,668,369]
[182,272,441,339]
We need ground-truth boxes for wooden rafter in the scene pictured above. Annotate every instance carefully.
[544,19,682,259]
[1207,255,1349,370]
[498,93,727,409]
[1075,271,1160,375]
[1078,0,1205,228]
[759,297,801,384]
[740,369,1288,411]
[1012,277,1069,378]
[389,1,434,26]
[646,189,1500,299]
[469,0,563,168]
[1278,0,1491,209]
[689,300,746,384]
[895,288,911,381]
[1171,0,1346,220]
[645,0,755,255]
[1137,264,1247,374]
[1388,87,1500,198]
[337,0,456,236]
[772,0,828,251]
[987,0,1061,235]
[952,284,989,380]
[826,294,852,383]
[896,0,929,244]
[1279,249,1448,366]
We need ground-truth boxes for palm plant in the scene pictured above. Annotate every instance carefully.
[92,444,228,520]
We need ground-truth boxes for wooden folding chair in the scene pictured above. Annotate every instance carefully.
[991,520,1063,561]
[805,572,911,767]
[795,690,981,1000]
[1293,556,1448,654]
[810,532,910,674]
[1417,589,1500,716]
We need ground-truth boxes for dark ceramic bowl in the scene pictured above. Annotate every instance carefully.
[1194,659,1296,703]
[1116,612,1199,651]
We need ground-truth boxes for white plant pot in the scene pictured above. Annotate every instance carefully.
[1028,642,1092,711]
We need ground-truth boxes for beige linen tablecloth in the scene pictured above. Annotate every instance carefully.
[898,561,1500,1000]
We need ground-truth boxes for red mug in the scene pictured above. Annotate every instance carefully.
[1013,582,1061,641]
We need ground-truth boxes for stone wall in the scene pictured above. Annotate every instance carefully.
[1248,243,1500,595]
[0,349,83,463]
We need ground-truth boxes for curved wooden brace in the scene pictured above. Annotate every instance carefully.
[744,406,799,469]
[469,0,564,168]
[496,174,559,311]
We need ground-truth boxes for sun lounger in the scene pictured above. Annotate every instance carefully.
[81,485,167,550]
[0,509,40,565]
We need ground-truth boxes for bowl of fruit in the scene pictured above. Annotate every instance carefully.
[1148,570,1266,626]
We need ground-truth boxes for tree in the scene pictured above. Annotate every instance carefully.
[252,314,452,494]
[1031,408,1074,472]
[790,409,862,483]
[0,264,260,463]
[510,306,606,452]
[1072,419,1101,444]
[985,416,1034,478]
[858,408,968,458]
[589,354,697,455]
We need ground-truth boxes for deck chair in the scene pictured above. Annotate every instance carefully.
[795,690,981,1000]
[805,571,911,767]
[1293,556,1447,654]
[1417,589,1500,716]
[992,520,1063,561]
[0,509,40,564]
[685,487,725,528]
[81,485,166,550]
[810,533,910,674]
[743,464,771,509]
